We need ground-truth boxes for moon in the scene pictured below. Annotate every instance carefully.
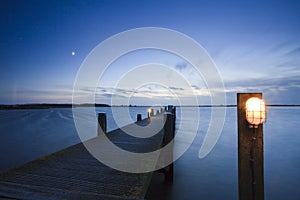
[71,51,75,56]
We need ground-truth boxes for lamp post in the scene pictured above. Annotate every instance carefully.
[237,93,266,200]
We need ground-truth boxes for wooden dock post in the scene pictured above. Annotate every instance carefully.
[98,113,107,135]
[172,107,176,134]
[237,93,264,200]
[137,114,142,121]
[172,106,176,117]
[157,112,174,183]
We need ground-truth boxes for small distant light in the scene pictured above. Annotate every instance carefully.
[71,51,76,56]
[245,97,266,128]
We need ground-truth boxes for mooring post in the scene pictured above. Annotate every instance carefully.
[98,113,107,136]
[172,106,176,117]
[137,114,142,122]
[161,113,174,183]
[237,93,264,200]
[150,109,154,116]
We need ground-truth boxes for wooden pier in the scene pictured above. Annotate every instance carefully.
[0,111,175,200]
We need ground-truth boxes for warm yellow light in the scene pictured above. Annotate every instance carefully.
[245,97,266,127]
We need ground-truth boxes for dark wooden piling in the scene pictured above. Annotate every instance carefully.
[157,113,174,183]
[150,109,154,116]
[237,93,264,200]
[98,113,107,135]
[137,114,142,121]
[172,106,176,117]
[163,113,174,182]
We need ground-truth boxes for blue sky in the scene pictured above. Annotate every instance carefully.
[1,0,299,105]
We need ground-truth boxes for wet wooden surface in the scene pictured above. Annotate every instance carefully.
[0,115,165,200]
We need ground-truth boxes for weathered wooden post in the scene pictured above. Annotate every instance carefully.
[172,106,176,117]
[147,109,154,118]
[159,112,174,183]
[98,113,107,136]
[172,107,176,137]
[237,93,265,200]
[156,110,159,115]
[150,109,154,116]
[167,105,173,112]
[137,114,142,121]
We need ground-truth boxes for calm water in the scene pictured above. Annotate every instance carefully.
[0,107,299,199]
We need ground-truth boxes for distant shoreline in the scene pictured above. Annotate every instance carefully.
[0,104,110,110]
[0,104,299,110]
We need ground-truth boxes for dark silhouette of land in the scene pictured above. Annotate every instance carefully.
[0,103,110,110]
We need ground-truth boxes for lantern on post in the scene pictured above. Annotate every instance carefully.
[238,93,265,200]
[147,108,151,118]
[245,97,266,128]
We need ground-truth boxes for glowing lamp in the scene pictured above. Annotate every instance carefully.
[245,97,266,128]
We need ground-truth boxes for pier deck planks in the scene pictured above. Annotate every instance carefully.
[0,115,165,200]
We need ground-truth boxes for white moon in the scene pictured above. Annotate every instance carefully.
[71,51,75,56]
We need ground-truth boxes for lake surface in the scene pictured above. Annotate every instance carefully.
[0,107,299,199]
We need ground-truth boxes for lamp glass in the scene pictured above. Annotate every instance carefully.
[245,97,266,126]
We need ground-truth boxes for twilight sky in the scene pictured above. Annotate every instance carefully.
[1,0,300,105]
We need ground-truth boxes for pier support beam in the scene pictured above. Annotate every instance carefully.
[172,106,176,117]
[98,113,107,136]
[237,93,264,200]
[157,113,175,183]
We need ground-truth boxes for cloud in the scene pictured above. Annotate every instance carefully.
[192,85,200,90]
[226,75,300,88]
[175,62,188,71]
[98,93,124,99]
[223,75,300,104]
[95,87,134,99]
[285,46,300,56]
[0,85,74,104]
[169,86,184,91]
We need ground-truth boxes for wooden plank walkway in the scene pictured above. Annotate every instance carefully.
[0,114,168,200]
